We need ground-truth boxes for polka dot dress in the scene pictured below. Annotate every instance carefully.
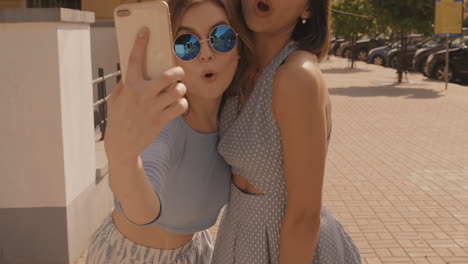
[212,42,361,264]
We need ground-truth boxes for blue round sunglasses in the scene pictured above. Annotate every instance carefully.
[173,25,238,61]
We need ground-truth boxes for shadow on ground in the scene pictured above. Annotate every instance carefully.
[321,67,372,74]
[329,85,445,99]
[420,76,468,86]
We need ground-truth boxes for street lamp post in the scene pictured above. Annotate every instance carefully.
[444,34,450,90]
[434,0,464,91]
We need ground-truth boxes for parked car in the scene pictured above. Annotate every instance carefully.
[386,34,427,68]
[352,38,389,61]
[367,41,400,66]
[413,28,468,75]
[331,38,346,55]
[413,42,448,75]
[424,36,468,82]
[336,40,353,58]
[329,37,338,54]
[336,37,388,60]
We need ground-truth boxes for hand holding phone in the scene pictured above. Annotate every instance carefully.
[114,1,176,82]
[104,3,188,164]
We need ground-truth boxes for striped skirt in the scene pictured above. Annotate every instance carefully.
[86,215,213,264]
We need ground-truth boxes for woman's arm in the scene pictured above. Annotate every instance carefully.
[105,27,187,226]
[109,127,175,226]
[108,155,160,226]
[272,52,330,264]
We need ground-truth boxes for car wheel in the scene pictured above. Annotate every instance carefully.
[358,49,368,61]
[372,55,385,66]
[390,56,399,69]
[343,48,351,58]
[419,58,427,74]
[422,69,429,77]
[434,64,453,81]
[332,48,338,55]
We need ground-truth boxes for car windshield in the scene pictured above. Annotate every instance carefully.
[391,41,401,48]
[408,37,426,45]
[422,39,442,48]
[450,36,468,48]
[359,35,370,40]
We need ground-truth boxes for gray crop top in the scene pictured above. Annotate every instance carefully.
[114,116,231,234]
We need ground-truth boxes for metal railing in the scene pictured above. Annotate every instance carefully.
[93,64,121,141]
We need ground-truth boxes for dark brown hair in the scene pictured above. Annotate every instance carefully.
[292,0,331,61]
[221,0,258,104]
[222,0,332,106]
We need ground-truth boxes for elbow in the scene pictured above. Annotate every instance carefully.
[132,212,159,226]
[123,204,161,226]
[131,198,161,226]
[114,193,161,226]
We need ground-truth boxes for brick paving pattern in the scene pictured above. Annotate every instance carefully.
[319,57,468,264]
[78,56,468,264]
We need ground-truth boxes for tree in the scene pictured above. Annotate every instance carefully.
[368,0,434,35]
[331,0,377,68]
[331,0,376,39]
[368,0,434,83]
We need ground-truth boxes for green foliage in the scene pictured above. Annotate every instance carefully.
[331,0,435,38]
[367,0,434,35]
[331,0,376,39]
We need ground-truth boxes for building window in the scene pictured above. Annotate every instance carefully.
[27,0,81,9]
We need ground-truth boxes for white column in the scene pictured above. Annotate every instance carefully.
[0,8,114,264]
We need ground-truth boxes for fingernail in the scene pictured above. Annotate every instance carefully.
[138,27,148,38]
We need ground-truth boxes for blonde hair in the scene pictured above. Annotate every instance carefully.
[165,0,256,100]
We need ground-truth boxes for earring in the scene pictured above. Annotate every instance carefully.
[302,17,307,24]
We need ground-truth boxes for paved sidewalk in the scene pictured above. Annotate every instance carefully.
[317,57,468,264]
[79,57,468,264]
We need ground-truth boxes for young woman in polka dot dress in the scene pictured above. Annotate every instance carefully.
[211,0,361,263]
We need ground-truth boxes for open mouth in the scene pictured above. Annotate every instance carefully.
[202,72,217,82]
[257,0,271,12]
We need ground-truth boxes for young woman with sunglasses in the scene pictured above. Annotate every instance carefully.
[212,0,361,263]
[86,0,253,263]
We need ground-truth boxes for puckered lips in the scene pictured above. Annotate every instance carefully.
[201,71,217,83]
[255,0,273,17]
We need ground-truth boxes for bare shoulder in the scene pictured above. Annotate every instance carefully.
[273,50,327,102]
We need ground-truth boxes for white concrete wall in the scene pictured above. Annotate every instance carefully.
[0,22,67,208]
[57,24,96,206]
[0,21,96,208]
[0,0,25,8]
[0,9,116,264]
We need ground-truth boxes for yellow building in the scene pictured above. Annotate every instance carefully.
[0,0,25,8]
[0,0,146,21]
[82,0,146,21]
[85,0,468,22]
[2,0,468,23]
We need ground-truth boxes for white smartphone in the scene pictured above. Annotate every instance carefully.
[114,1,176,83]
